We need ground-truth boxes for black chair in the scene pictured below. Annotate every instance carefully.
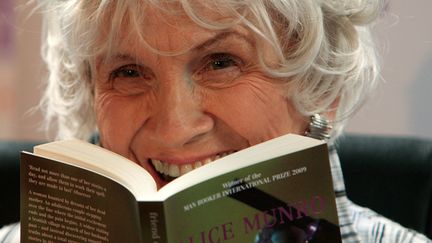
[336,134,432,238]
[1,135,431,239]
[0,140,42,227]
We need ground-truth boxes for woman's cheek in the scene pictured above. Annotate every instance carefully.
[201,75,298,144]
[95,93,137,152]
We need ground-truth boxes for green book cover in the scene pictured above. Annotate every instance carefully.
[141,144,340,242]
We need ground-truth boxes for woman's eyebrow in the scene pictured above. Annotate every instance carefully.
[192,31,254,52]
[105,53,136,63]
[96,53,137,69]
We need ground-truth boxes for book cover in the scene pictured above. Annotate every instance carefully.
[20,135,341,243]
[21,153,144,242]
[147,144,340,242]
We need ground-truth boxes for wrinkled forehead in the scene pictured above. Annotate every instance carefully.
[86,0,248,59]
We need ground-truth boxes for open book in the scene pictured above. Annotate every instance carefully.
[20,134,341,243]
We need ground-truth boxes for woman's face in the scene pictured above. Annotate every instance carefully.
[94,5,308,188]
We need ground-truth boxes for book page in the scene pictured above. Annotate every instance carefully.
[33,139,156,199]
[21,153,144,243]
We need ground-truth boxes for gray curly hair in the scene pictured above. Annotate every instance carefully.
[37,0,381,140]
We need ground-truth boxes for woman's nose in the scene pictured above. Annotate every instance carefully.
[143,77,214,148]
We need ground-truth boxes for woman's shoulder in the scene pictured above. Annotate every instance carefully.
[0,223,20,243]
[349,203,431,243]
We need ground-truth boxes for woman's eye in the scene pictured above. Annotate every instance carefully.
[194,53,243,86]
[206,53,239,71]
[110,65,142,80]
[208,54,237,70]
[108,64,153,95]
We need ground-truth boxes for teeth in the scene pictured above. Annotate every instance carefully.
[153,160,163,172]
[180,164,193,174]
[150,152,234,178]
[163,162,170,174]
[203,157,213,165]
[169,164,180,177]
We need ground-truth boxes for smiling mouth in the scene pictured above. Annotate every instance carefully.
[150,151,235,182]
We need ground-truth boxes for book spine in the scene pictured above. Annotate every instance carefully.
[139,201,167,243]
[20,153,30,242]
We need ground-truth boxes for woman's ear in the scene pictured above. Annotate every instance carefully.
[323,97,340,121]
[304,97,339,141]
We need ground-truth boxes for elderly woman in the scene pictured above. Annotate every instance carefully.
[1,0,431,242]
